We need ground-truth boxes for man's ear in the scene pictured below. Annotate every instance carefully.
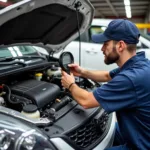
[117,40,126,52]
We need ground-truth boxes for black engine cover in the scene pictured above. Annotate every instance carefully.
[10,80,60,108]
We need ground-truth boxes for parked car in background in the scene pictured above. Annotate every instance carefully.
[54,19,150,71]
[0,1,116,150]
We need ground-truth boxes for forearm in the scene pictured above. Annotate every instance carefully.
[81,69,111,82]
[69,83,99,109]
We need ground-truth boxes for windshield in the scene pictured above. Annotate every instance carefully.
[0,46,42,58]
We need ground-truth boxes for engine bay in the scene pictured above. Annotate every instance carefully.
[0,60,112,149]
[0,62,100,120]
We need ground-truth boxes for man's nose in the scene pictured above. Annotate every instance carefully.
[101,45,104,51]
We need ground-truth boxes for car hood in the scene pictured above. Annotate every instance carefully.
[0,0,94,52]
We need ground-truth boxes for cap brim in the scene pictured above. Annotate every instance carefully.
[92,33,110,43]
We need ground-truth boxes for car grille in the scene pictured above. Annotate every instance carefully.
[66,112,109,149]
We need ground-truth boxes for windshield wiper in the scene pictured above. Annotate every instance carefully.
[0,61,27,67]
[0,55,46,62]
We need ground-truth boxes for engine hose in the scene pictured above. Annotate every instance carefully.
[2,84,25,105]
[52,96,71,111]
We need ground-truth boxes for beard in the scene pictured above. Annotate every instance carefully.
[104,46,119,65]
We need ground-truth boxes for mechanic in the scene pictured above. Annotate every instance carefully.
[61,19,150,150]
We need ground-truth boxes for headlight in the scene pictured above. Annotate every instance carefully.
[0,129,55,150]
[0,130,12,150]
[19,135,36,150]
[0,114,56,150]
[15,130,36,150]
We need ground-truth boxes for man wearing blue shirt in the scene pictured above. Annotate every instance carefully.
[61,19,150,150]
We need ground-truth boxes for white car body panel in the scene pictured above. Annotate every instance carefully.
[63,41,117,70]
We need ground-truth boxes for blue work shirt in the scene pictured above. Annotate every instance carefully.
[93,52,150,150]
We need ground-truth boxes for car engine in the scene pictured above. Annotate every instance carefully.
[0,63,113,150]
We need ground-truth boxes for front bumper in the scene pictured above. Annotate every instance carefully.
[50,113,116,150]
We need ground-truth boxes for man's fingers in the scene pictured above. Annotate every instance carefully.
[68,64,78,67]
[70,72,74,77]
[62,71,66,76]
[62,71,68,76]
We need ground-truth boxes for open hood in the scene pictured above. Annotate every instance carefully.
[0,0,94,52]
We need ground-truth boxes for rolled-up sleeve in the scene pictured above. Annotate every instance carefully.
[109,68,120,79]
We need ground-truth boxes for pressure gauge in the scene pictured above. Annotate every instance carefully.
[59,52,74,74]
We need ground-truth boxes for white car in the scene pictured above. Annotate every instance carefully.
[55,19,150,71]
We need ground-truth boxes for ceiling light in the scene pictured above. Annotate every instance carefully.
[124,0,132,18]
[124,0,130,6]
[125,5,132,18]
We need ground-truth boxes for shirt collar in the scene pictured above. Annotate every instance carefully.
[120,51,146,71]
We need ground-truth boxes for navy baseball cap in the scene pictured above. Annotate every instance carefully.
[92,19,140,44]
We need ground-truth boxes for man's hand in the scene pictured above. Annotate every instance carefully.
[68,63,84,77]
[61,70,100,109]
[61,71,75,89]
